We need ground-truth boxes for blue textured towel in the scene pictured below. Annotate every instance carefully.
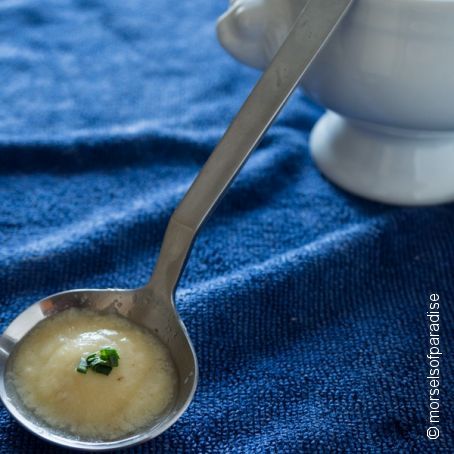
[0,0,453,452]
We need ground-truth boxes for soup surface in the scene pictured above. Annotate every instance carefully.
[9,308,177,440]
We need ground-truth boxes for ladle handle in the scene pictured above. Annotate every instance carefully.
[148,0,353,298]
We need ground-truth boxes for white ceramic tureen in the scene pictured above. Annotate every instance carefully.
[217,0,454,205]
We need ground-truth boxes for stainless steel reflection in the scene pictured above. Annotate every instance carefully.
[0,0,353,450]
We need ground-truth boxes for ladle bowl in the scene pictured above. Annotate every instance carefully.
[0,286,197,450]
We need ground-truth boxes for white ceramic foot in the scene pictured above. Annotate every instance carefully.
[310,112,454,205]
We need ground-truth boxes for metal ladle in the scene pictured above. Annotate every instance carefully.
[0,0,353,450]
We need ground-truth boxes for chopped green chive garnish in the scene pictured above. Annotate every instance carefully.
[86,353,98,365]
[100,347,120,367]
[108,356,119,367]
[76,358,88,374]
[75,347,120,376]
[92,362,113,376]
[100,347,119,359]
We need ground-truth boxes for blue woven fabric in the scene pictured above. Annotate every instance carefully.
[0,0,453,452]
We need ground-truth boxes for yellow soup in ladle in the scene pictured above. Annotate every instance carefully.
[9,308,178,440]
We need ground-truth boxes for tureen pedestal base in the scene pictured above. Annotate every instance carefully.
[310,112,454,205]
